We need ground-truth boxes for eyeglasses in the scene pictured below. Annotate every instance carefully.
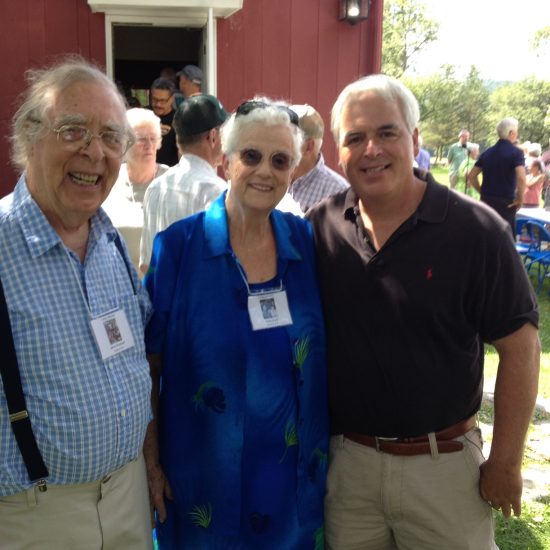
[150,95,172,104]
[236,101,299,126]
[134,135,161,146]
[239,148,293,171]
[51,125,133,158]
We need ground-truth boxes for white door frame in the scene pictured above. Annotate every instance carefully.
[104,9,217,95]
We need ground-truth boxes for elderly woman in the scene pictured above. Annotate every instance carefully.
[103,107,169,271]
[144,99,328,549]
[523,158,545,207]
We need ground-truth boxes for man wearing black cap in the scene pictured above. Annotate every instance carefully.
[139,94,228,273]
[177,64,203,99]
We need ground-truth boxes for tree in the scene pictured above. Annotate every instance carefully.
[531,26,550,53]
[455,66,492,148]
[382,0,439,78]
[405,67,461,159]
[489,79,550,145]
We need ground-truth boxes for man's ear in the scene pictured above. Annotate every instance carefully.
[206,128,217,147]
[305,138,316,154]
[222,154,231,180]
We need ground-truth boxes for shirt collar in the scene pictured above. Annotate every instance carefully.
[292,153,324,189]
[343,169,449,225]
[204,190,303,262]
[13,175,117,258]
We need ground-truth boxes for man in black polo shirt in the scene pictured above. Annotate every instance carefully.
[307,75,540,549]
[150,77,179,167]
[468,117,526,237]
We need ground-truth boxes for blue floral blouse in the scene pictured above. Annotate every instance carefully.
[145,192,328,549]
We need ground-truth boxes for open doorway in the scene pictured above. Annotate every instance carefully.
[112,25,204,108]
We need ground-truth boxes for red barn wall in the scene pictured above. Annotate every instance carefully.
[0,0,106,196]
[0,0,382,197]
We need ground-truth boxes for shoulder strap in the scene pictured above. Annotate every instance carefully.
[0,276,49,487]
[114,233,137,295]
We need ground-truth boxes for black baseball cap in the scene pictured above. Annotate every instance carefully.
[174,94,228,137]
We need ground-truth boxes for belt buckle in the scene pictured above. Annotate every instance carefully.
[375,436,399,452]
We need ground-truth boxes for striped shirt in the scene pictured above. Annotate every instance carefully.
[289,154,349,213]
[0,177,152,497]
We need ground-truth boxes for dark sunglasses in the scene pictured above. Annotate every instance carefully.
[239,148,293,171]
[236,100,299,126]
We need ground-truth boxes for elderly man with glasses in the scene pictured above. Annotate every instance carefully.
[0,58,153,549]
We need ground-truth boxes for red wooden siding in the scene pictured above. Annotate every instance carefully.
[0,0,382,196]
[0,0,105,196]
[217,0,383,172]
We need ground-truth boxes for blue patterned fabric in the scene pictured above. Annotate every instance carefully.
[145,192,328,549]
[0,176,152,497]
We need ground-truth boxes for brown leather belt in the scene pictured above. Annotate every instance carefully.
[343,416,476,456]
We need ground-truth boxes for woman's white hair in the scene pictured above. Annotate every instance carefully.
[126,108,162,137]
[220,97,303,168]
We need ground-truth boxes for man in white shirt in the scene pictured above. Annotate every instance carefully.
[140,94,228,274]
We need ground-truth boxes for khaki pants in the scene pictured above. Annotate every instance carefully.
[325,429,498,550]
[0,453,152,550]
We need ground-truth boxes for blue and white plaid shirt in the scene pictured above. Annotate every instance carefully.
[0,177,152,497]
[289,154,349,213]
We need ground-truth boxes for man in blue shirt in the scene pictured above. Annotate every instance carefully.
[468,117,526,236]
[0,58,153,549]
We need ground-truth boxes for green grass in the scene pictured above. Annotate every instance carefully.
[432,162,550,549]
[494,501,550,550]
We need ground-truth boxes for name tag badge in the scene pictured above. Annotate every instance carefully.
[248,289,293,331]
[91,308,135,360]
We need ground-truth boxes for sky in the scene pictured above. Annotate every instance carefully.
[410,0,550,82]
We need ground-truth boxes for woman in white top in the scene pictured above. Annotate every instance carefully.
[103,108,169,272]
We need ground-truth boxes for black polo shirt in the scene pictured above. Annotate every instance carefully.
[156,110,179,167]
[307,171,538,437]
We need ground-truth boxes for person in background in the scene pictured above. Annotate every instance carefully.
[414,134,430,171]
[523,159,545,207]
[177,64,203,99]
[0,58,153,549]
[307,74,539,549]
[468,118,526,237]
[150,77,179,167]
[140,94,228,274]
[160,66,184,109]
[446,128,470,188]
[144,98,328,548]
[458,142,479,195]
[525,142,542,171]
[288,104,348,213]
[102,108,169,272]
[541,137,550,166]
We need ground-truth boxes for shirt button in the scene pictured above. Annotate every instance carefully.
[120,409,127,417]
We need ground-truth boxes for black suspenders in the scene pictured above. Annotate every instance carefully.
[0,232,136,492]
[0,276,49,491]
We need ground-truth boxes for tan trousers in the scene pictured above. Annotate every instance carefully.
[0,453,152,550]
[325,429,498,550]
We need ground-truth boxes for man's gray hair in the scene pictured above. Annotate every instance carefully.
[331,74,420,144]
[221,97,303,169]
[11,56,128,171]
[496,117,519,140]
